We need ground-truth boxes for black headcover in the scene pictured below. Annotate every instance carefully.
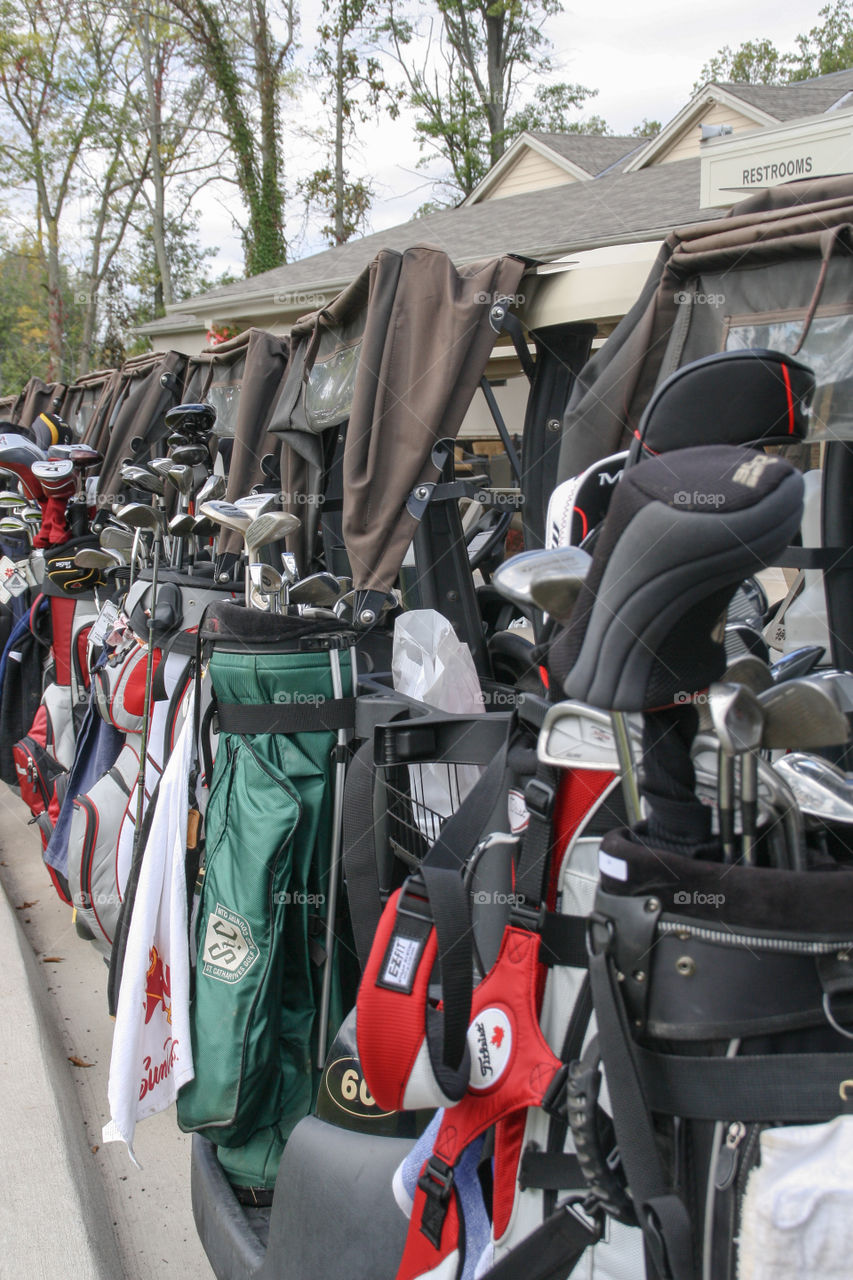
[627,348,814,466]
[551,445,804,711]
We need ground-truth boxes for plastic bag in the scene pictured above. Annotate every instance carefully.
[392,610,484,838]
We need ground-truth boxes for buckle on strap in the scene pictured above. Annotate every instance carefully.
[417,1155,455,1249]
[541,1062,571,1119]
[525,775,555,820]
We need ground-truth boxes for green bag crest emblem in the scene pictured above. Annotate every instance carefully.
[201,903,260,984]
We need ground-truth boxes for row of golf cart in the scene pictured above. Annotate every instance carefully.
[1,177,853,1280]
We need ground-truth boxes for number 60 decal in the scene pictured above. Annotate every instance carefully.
[325,1057,394,1119]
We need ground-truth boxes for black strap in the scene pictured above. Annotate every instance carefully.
[215,697,356,735]
[418,739,511,1073]
[778,546,853,570]
[342,740,385,968]
[637,1044,853,1123]
[519,1150,583,1191]
[545,973,595,1217]
[588,944,694,1280]
[538,912,588,969]
[515,764,558,906]
[478,1201,601,1280]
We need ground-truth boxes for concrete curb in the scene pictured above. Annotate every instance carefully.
[0,884,124,1280]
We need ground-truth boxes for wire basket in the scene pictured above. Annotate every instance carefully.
[383,760,471,866]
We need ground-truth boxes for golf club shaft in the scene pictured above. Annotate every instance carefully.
[131,532,161,874]
[611,711,643,825]
[316,644,348,1067]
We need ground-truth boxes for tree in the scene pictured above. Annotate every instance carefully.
[166,0,295,275]
[695,2,853,89]
[790,0,853,78]
[695,38,789,87]
[0,235,85,389]
[0,0,129,377]
[507,82,599,135]
[381,0,595,199]
[300,0,398,246]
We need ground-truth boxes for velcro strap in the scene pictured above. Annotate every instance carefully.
[538,913,588,969]
[637,1044,853,1122]
[215,697,356,735]
[518,1150,583,1191]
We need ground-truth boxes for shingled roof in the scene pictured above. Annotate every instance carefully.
[526,132,645,175]
[153,156,709,326]
[723,67,853,122]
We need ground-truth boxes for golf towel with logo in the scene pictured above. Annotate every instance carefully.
[176,610,354,1191]
[102,694,196,1164]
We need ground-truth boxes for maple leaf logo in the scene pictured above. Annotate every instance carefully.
[490,1026,505,1049]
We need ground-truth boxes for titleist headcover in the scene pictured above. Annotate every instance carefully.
[627,348,814,466]
[553,445,804,712]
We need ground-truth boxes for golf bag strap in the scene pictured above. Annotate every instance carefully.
[107,773,163,1017]
[515,763,559,907]
[342,739,385,969]
[636,1044,853,1123]
[543,974,595,1215]
[478,1202,601,1280]
[518,1150,583,1190]
[151,631,192,702]
[214,697,356,735]
[420,737,513,1073]
[588,943,694,1280]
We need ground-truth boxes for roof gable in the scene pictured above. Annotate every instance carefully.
[624,84,777,171]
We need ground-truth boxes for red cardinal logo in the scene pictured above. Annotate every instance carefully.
[490,1026,505,1049]
[144,946,172,1025]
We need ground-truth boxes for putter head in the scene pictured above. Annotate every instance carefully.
[116,502,167,535]
[708,682,765,755]
[197,474,226,507]
[493,547,592,612]
[199,499,251,535]
[759,678,850,749]
[245,511,301,553]
[773,753,853,823]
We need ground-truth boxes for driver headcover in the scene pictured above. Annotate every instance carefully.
[549,445,804,711]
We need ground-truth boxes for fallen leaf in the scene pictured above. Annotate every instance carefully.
[90,1145,99,1154]
[42,956,64,963]
[15,900,38,910]
[68,1056,94,1068]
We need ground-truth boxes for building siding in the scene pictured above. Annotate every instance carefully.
[486,149,578,200]
[658,103,761,165]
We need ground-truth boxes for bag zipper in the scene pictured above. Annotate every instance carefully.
[658,919,853,955]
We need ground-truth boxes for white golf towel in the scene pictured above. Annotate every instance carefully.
[102,693,196,1165]
[738,1115,853,1278]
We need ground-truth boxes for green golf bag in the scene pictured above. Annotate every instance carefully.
[177,603,357,1193]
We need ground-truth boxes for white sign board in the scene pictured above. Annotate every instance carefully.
[701,109,853,208]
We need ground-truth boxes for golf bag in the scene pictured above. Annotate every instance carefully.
[176,604,359,1193]
[588,832,853,1280]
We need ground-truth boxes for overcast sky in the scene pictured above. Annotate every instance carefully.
[199,0,828,279]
